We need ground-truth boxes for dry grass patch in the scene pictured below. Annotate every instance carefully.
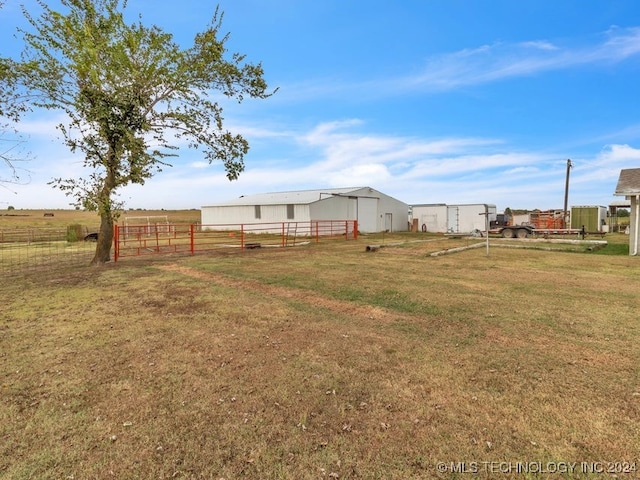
[0,209,201,229]
[1,236,639,479]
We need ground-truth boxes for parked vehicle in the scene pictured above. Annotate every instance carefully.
[490,210,582,238]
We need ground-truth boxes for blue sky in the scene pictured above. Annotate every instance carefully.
[2,0,640,211]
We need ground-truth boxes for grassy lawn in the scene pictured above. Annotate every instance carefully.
[1,228,639,479]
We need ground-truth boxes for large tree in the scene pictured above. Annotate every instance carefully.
[9,0,273,264]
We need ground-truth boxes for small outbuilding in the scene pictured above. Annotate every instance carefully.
[201,187,409,233]
[410,203,497,234]
[614,168,640,255]
[570,205,607,233]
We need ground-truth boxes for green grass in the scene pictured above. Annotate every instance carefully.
[591,242,629,255]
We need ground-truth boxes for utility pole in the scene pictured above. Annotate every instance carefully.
[563,159,572,228]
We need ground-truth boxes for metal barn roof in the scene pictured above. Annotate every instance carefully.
[615,168,640,196]
[203,187,370,207]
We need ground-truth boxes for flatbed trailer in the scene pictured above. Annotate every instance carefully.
[490,226,584,238]
[533,228,583,237]
[490,225,536,238]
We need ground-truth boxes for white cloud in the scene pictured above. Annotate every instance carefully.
[520,41,560,51]
[188,161,211,169]
[400,27,640,91]
[570,144,640,185]
[249,26,640,102]
[327,163,391,187]
[5,109,640,211]
[600,26,640,61]
[598,143,640,162]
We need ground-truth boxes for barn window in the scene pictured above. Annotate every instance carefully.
[287,204,295,219]
[254,205,261,219]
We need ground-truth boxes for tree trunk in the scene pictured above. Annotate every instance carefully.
[91,212,114,264]
[90,149,117,265]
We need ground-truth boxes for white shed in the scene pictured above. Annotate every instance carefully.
[614,168,640,255]
[410,204,447,232]
[411,203,496,233]
[201,187,409,233]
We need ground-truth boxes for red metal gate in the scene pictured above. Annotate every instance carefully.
[113,220,358,261]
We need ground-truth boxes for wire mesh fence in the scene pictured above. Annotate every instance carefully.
[0,220,359,276]
[0,227,97,278]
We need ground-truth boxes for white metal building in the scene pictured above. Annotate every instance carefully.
[411,203,497,233]
[201,187,409,233]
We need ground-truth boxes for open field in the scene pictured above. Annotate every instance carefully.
[1,226,639,479]
[0,209,202,229]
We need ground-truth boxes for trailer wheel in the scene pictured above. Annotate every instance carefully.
[501,228,514,238]
[516,228,529,239]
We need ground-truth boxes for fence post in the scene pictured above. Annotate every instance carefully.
[190,224,195,255]
[354,220,358,240]
[281,223,285,247]
[241,224,244,249]
[113,224,119,262]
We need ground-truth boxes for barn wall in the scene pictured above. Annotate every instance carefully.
[201,187,408,234]
[258,204,311,223]
[349,188,409,232]
[201,205,254,226]
[201,204,311,231]
[307,188,408,233]
[376,191,410,232]
[309,196,356,221]
[357,197,379,232]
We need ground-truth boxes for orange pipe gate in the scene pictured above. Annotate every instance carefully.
[113,220,358,261]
